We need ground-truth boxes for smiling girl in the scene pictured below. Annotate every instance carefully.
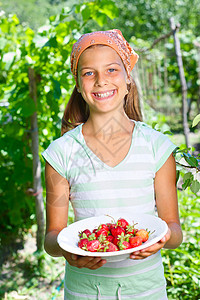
[42,30,183,299]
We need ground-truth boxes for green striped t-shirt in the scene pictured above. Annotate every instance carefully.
[42,121,176,300]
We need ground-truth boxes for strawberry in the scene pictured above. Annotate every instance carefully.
[96,228,108,238]
[98,224,109,232]
[112,237,120,246]
[79,229,91,238]
[117,218,129,229]
[106,223,115,231]
[104,242,119,252]
[78,238,88,249]
[87,240,101,252]
[111,226,125,238]
[118,240,131,250]
[106,235,114,243]
[126,224,138,236]
[92,228,98,237]
[129,236,143,248]
[136,229,149,242]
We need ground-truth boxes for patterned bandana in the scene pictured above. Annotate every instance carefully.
[70,29,139,83]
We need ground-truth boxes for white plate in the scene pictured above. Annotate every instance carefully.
[57,213,168,262]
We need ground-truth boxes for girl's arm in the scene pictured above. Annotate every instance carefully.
[44,161,70,257]
[44,162,106,269]
[154,153,183,249]
[130,154,183,259]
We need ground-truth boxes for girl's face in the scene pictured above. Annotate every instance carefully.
[77,45,129,115]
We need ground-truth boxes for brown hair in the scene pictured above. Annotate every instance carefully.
[61,76,142,135]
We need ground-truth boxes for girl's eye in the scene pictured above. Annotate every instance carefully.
[108,68,116,73]
[84,71,93,76]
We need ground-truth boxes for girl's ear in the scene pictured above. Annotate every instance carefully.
[126,76,131,85]
[76,85,80,93]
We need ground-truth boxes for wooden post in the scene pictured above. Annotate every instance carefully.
[193,41,200,113]
[28,67,45,251]
[170,17,190,148]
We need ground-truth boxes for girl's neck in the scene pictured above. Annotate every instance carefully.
[83,110,133,137]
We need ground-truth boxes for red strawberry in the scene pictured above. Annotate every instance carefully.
[117,218,129,229]
[126,225,138,236]
[79,229,91,238]
[106,235,114,243]
[92,228,98,237]
[87,240,101,252]
[96,228,108,238]
[78,238,88,249]
[118,240,131,250]
[106,223,115,231]
[129,236,143,248]
[136,229,149,242]
[111,226,125,238]
[112,237,120,246]
[104,242,119,252]
[98,224,109,232]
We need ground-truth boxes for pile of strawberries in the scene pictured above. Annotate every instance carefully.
[78,217,150,252]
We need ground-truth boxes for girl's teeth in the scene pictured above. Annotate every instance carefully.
[95,91,114,98]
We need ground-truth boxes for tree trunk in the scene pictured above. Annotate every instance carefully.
[28,67,45,251]
[170,17,190,148]
[194,41,200,112]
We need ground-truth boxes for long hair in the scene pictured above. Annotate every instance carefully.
[61,76,142,135]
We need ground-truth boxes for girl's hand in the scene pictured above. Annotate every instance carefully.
[61,249,107,270]
[130,228,171,260]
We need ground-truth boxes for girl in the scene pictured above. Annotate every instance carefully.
[42,29,183,299]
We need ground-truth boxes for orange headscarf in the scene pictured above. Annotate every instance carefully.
[70,29,139,83]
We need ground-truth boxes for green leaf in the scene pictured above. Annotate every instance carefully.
[176,170,180,184]
[182,179,191,190]
[43,36,58,48]
[93,12,107,26]
[192,114,200,127]
[99,0,119,19]
[53,80,61,100]
[190,180,200,194]
[183,172,193,183]
[152,121,157,129]
[163,130,173,135]
[183,154,199,167]
[81,6,91,21]
[20,97,36,117]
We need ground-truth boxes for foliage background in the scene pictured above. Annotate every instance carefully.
[0,0,199,299]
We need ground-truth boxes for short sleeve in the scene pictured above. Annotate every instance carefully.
[42,138,68,178]
[151,130,176,172]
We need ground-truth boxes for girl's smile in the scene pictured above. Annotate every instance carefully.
[92,89,116,100]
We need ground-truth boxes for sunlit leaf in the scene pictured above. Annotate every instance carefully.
[192,114,200,127]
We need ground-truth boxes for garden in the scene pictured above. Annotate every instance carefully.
[0,0,200,299]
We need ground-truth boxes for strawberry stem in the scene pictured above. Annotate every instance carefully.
[105,214,116,223]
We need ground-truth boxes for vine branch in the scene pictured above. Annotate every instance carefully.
[134,25,180,53]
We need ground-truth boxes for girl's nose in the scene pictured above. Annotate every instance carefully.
[95,73,107,87]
